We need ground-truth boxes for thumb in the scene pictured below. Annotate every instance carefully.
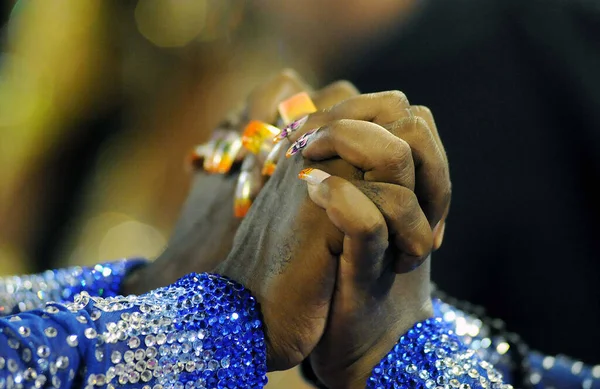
[299,168,389,290]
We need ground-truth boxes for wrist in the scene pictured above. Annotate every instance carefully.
[345,300,434,389]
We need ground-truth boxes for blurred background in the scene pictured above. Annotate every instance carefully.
[1,0,598,386]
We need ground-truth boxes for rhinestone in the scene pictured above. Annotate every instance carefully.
[156,333,167,345]
[141,370,152,382]
[95,349,104,362]
[56,356,69,369]
[18,326,31,337]
[67,335,79,347]
[22,348,32,362]
[111,351,122,364]
[76,315,87,324]
[45,306,59,314]
[44,327,57,337]
[34,375,47,388]
[124,350,135,363]
[128,336,141,349]
[96,375,106,386]
[8,359,19,372]
[145,335,156,347]
[84,328,97,339]
[7,339,19,349]
[135,349,145,360]
[146,347,157,359]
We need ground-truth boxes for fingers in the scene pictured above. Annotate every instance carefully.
[248,69,311,123]
[286,91,412,143]
[286,112,450,228]
[288,119,415,190]
[386,116,451,227]
[311,80,359,111]
[300,168,432,276]
[298,168,389,285]
[355,181,433,273]
[266,80,360,175]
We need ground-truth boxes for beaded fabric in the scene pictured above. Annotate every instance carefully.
[0,259,147,315]
[0,273,267,389]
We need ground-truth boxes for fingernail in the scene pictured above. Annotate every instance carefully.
[242,120,280,154]
[273,115,309,143]
[186,144,210,171]
[278,92,317,125]
[214,133,243,174]
[203,132,226,172]
[234,170,255,218]
[285,129,318,158]
[298,168,330,185]
[262,141,285,176]
[433,221,446,250]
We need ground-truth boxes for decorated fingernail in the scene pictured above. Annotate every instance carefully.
[186,144,210,171]
[285,129,318,158]
[261,141,285,176]
[234,171,254,218]
[234,155,260,218]
[278,92,317,125]
[203,131,227,172]
[273,115,309,143]
[213,132,243,174]
[298,168,330,185]
[242,120,280,154]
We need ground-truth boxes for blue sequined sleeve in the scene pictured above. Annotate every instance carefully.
[0,273,268,389]
[367,299,600,388]
[0,259,147,316]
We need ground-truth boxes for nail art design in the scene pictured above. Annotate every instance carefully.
[278,92,317,125]
[285,129,318,158]
[213,133,243,174]
[234,155,260,218]
[242,120,281,154]
[261,141,285,176]
[298,168,331,185]
[186,144,210,170]
[203,131,227,172]
[273,115,309,143]
[234,170,253,218]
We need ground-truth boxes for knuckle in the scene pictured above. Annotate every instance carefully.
[356,216,387,240]
[382,90,410,107]
[328,80,359,95]
[278,68,302,83]
[412,105,433,117]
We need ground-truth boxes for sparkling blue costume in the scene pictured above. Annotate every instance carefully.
[0,259,598,388]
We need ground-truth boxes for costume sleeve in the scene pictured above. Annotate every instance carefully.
[0,273,268,389]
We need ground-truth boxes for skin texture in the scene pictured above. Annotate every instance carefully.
[124,71,452,384]
[123,71,360,294]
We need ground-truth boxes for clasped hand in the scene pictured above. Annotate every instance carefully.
[125,70,451,388]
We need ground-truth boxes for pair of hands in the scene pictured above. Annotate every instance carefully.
[124,70,451,388]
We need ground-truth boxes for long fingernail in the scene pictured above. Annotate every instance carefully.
[298,168,330,185]
[273,115,309,143]
[186,144,210,171]
[286,129,318,158]
[234,156,260,218]
[242,120,280,154]
[203,131,226,172]
[278,92,317,125]
[213,133,243,174]
[262,141,285,176]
